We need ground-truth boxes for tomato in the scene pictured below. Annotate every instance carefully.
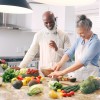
[61,90,66,93]
[17,76,23,80]
[38,76,41,79]
[34,69,38,73]
[26,69,31,74]
[69,91,75,95]
[27,69,31,71]
[67,93,72,97]
[36,77,40,83]
[31,69,36,73]
[62,93,67,97]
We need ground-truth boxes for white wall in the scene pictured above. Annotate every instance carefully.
[0,29,35,57]
[75,0,100,38]
[75,0,99,14]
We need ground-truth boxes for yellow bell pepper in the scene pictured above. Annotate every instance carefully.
[22,79,28,86]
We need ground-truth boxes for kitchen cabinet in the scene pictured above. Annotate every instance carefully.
[6,14,32,31]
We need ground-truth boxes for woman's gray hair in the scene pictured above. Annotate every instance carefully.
[77,15,92,29]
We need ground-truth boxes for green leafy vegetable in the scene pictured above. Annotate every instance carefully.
[80,76,100,94]
[27,84,43,96]
[2,68,18,82]
[48,81,62,91]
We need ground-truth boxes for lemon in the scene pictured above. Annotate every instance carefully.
[57,89,61,92]
[49,90,58,99]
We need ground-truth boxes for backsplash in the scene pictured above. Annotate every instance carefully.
[0,29,35,57]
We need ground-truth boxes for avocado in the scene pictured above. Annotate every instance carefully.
[28,80,38,87]
[12,80,23,89]
[69,78,76,82]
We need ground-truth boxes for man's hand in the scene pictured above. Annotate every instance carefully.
[48,71,64,78]
[11,66,20,70]
[49,40,58,51]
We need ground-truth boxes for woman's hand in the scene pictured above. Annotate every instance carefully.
[51,62,62,71]
[48,71,64,78]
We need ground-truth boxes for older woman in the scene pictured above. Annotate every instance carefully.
[49,15,100,81]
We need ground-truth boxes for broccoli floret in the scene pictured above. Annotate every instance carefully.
[80,76,100,94]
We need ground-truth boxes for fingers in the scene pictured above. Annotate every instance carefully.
[48,72,57,78]
[49,40,58,51]
[49,43,55,47]
[55,66,60,71]
[49,41,56,48]
[51,63,60,71]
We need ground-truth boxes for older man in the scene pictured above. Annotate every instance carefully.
[14,11,71,74]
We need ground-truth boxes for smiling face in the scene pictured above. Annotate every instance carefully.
[76,26,90,39]
[42,11,56,30]
[76,15,93,39]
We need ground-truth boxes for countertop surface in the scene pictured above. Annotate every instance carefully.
[0,78,100,100]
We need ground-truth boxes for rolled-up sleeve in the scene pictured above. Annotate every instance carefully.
[65,38,79,59]
[79,41,100,66]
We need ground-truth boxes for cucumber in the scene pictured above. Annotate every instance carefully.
[73,85,80,92]
[62,85,74,90]
[65,86,77,92]
[63,85,79,92]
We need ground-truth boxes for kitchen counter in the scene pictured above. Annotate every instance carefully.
[0,78,100,100]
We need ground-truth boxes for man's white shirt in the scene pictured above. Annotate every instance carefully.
[19,28,71,70]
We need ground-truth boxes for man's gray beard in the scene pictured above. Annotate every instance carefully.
[45,24,57,34]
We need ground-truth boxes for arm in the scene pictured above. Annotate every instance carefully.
[49,39,100,77]
[19,33,39,68]
[52,38,79,71]
[62,40,100,74]
[62,61,84,75]
[53,54,70,71]
[49,61,84,77]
